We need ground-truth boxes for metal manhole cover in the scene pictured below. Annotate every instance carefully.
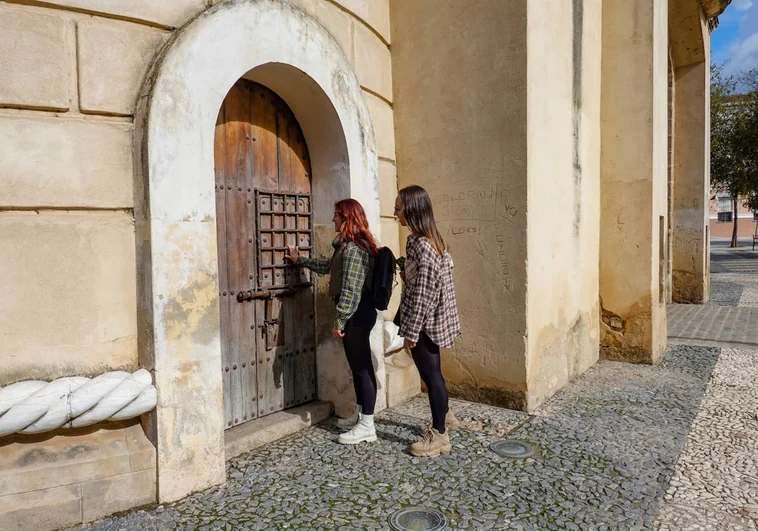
[489,439,536,458]
[389,507,448,531]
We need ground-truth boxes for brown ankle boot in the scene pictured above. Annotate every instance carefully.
[409,428,452,457]
[422,409,461,435]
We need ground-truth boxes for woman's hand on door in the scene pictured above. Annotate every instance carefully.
[284,245,300,262]
[331,327,345,339]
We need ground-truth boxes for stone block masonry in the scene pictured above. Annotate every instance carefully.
[0,8,69,111]
[0,116,133,208]
[77,20,169,116]
[0,422,156,530]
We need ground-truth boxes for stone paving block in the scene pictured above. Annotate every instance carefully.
[668,305,758,347]
[0,7,69,110]
[77,20,168,115]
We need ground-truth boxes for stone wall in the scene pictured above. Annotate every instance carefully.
[0,0,399,528]
[0,0,397,385]
[599,0,671,364]
[670,0,711,303]
[391,0,602,412]
[391,0,530,409]
[525,0,602,410]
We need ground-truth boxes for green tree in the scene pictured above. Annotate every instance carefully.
[710,64,758,247]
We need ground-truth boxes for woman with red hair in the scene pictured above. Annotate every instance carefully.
[285,198,379,445]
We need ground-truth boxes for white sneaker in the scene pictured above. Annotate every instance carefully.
[336,404,362,429]
[338,415,377,445]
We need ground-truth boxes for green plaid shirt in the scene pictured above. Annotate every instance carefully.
[297,241,369,330]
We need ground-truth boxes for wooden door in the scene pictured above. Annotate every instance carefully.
[214,79,316,429]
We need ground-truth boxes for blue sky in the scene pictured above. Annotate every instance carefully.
[711,0,758,80]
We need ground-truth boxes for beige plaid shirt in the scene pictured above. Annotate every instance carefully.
[399,234,461,347]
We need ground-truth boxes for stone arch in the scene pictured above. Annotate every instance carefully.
[669,0,707,68]
[668,0,711,304]
[134,0,379,502]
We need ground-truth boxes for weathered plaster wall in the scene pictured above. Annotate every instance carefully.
[600,0,669,363]
[0,0,397,527]
[670,1,711,303]
[391,0,529,409]
[525,0,601,410]
[0,0,396,386]
[0,0,395,399]
[0,211,137,386]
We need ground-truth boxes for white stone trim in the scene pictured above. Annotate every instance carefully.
[135,0,379,502]
[0,370,157,437]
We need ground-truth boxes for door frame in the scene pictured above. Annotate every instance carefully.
[134,0,380,503]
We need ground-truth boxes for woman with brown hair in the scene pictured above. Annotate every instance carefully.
[285,199,379,445]
[395,185,462,457]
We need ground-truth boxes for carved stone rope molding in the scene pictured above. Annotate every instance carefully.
[0,369,157,437]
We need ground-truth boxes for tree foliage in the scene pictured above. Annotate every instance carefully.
[710,64,758,245]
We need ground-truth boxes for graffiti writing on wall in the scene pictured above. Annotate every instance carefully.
[495,234,515,293]
[432,180,521,224]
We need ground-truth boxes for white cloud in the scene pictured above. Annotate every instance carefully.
[728,31,758,72]
[734,0,753,12]
[724,2,758,77]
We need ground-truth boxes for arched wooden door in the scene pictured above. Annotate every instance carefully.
[214,79,316,429]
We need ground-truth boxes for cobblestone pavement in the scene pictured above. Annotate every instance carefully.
[71,346,731,531]
[655,248,758,530]
[669,247,758,347]
[668,305,758,348]
[654,348,758,530]
[69,250,758,531]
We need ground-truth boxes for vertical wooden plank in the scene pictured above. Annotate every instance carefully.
[251,84,279,191]
[282,196,296,408]
[254,298,266,418]
[256,297,285,415]
[302,285,317,404]
[299,196,317,404]
[242,82,257,423]
[223,81,252,428]
[214,100,234,429]
[282,290,295,409]
[289,111,311,194]
[276,106,294,193]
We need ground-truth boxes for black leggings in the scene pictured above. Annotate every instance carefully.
[341,296,377,415]
[411,332,449,433]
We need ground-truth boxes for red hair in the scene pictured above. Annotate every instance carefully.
[335,199,378,256]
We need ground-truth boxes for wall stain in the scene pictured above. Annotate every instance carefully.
[572,0,584,238]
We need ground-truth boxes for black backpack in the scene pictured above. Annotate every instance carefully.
[366,246,397,311]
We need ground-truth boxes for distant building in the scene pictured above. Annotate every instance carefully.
[710,192,758,239]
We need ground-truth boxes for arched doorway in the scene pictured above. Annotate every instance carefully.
[214,80,316,429]
[135,0,380,502]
